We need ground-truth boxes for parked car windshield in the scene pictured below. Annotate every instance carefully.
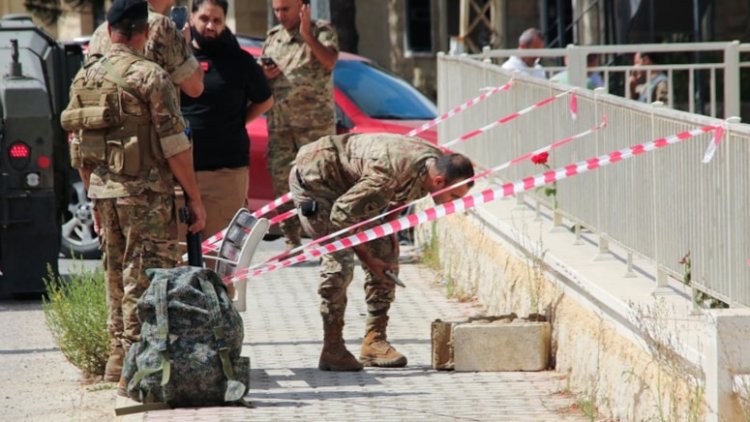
[334,60,437,120]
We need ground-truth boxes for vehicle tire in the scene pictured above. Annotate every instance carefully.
[60,181,101,259]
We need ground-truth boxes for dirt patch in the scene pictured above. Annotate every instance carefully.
[0,300,116,421]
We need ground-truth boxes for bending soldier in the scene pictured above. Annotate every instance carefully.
[61,0,206,392]
[290,133,474,371]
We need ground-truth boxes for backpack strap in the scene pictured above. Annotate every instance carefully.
[115,276,173,415]
[114,402,171,416]
[99,55,145,104]
[198,275,249,403]
[128,276,171,389]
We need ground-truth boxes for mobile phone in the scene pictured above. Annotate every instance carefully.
[170,6,188,30]
[261,56,276,67]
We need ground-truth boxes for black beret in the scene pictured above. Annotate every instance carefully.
[107,0,148,26]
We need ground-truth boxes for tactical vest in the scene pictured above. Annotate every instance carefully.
[61,55,163,177]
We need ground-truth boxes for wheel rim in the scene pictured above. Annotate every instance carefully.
[61,181,98,251]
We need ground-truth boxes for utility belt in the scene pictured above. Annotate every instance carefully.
[75,123,160,177]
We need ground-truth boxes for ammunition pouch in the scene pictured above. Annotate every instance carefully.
[63,55,159,175]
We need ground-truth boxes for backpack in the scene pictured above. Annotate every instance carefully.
[119,266,249,410]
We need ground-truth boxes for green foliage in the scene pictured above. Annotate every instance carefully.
[42,264,109,378]
[679,251,729,309]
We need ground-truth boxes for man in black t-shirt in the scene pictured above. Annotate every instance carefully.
[181,0,273,243]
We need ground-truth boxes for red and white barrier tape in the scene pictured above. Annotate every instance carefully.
[197,192,296,254]
[441,89,577,149]
[230,118,714,284]
[201,89,574,253]
[261,116,608,266]
[251,192,293,219]
[406,82,513,138]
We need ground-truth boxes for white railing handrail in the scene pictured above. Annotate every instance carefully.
[471,41,745,59]
[437,53,750,307]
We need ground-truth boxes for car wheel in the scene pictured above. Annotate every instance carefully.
[60,181,101,259]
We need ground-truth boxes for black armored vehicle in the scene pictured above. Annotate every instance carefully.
[0,15,82,296]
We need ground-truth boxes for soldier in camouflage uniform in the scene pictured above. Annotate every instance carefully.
[86,0,203,383]
[289,133,474,371]
[262,0,339,249]
[61,0,206,388]
[88,0,204,98]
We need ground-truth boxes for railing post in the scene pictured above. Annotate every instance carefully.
[723,41,740,119]
[649,101,672,296]
[566,44,587,89]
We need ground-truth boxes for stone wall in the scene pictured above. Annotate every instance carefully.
[415,210,709,420]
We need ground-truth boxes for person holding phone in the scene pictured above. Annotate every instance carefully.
[262,0,339,251]
[180,0,273,270]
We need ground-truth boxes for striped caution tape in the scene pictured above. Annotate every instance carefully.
[406,82,513,138]
[200,91,576,254]
[229,117,715,284]
[441,88,577,149]
[260,116,608,266]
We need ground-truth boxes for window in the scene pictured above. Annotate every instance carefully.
[406,0,432,53]
[334,60,437,120]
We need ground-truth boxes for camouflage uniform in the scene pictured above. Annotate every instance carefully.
[85,6,197,361]
[88,5,199,90]
[66,44,191,349]
[289,133,441,344]
[262,20,338,247]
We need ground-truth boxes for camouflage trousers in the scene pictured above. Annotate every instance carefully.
[289,167,399,327]
[95,191,180,349]
[267,126,333,247]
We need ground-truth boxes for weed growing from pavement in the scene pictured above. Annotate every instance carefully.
[42,264,109,378]
[420,222,441,271]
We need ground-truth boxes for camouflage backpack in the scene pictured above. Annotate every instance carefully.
[119,266,249,411]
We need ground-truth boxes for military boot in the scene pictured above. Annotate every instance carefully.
[359,313,407,368]
[318,319,363,371]
[104,340,124,382]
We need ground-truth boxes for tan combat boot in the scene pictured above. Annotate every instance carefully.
[318,320,363,371]
[359,314,407,368]
[104,340,124,382]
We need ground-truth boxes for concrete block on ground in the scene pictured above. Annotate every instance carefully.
[431,319,458,370]
[453,320,551,372]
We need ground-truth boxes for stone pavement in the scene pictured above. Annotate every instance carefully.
[129,239,586,421]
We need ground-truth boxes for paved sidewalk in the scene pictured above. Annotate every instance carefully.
[135,240,586,421]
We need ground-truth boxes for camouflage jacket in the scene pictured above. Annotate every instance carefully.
[295,133,442,229]
[261,20,338,130]
[88,6,198,86]
[68,44,191,199]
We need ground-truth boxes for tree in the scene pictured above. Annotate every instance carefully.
[24,0,105,25]
[329,0,357,53]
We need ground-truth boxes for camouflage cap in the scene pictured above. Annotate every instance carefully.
[107,0,148,26]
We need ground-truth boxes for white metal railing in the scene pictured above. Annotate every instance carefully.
[438,52,750,307]
[468,42,748,119]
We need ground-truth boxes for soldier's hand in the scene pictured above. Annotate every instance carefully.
[365,256,392,280]
[187,198,206,234]
[263,64,282,80]
[93,207,102,242]
[299,4,312,40]
[181,24,192,44]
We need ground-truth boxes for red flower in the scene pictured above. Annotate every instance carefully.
[531,152,549,165]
